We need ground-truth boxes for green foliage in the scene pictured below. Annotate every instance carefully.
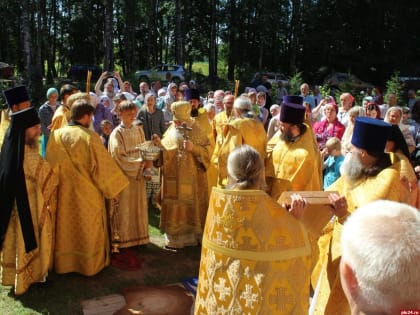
[384,71,404,106]
[288,71,303,95]
[318,84,331,98]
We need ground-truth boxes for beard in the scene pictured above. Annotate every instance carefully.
[190,108,199,117]
[280,129,295,142]
[26,138,39,149]
[340,152,364,181]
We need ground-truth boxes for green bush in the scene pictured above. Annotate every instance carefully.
[288,71,303,95]
[384,71,404,106]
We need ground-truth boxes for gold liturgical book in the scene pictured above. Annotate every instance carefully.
[278,191,336,237]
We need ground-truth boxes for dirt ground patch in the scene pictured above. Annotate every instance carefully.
[1,228,201,314]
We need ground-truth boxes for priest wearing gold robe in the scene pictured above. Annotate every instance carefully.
[185,88,217,195]
[46,99,128,276]
[195,145,313,314]
[265,96,322,201]
[213,95,267,188]
[311,117,402,315]
[156,101,211,249]
[49,84,78,131]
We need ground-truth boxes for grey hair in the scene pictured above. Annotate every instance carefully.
[227,145,265,190]
[233,95,254,118]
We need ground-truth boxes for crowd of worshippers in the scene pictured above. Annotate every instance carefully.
[0,76,419,315]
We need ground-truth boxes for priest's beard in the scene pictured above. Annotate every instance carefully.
[280,129,295,142]
[190,108,199,117]
[26,138,39,149]
[340,152,364,181]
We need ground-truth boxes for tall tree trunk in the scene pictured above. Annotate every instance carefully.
[151,0,158,66]
[22,0,32,88]
[51,0,58,78]
[227,0,236,80]
[288,0,302,74]
[32,0,44,104]
[104,0,114,71]
[209,0,217,88]
[174,0,184,65]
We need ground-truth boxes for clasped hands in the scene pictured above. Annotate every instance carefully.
[151,134,193,151]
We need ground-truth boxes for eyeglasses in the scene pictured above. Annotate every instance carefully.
[367,106,376,111]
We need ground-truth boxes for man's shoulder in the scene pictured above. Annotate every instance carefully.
[214,111,228,121]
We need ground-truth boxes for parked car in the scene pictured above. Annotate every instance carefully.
[324,72,373,93]
[67,64,102,82]
[135,64,188,83]
[0,62,14,79]
[264,72,288,86]
[399,75,420,92]
[251,72,289,87]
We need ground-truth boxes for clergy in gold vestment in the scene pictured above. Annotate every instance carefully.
[108,101,149,248]
[211,94,234,188]
[186,88,217,195]
[46,100,128,276]
[157,101,210,248]
[390,150,420,207]
[195,145,313,315]
[49,84,78,131]
[385,124,420,208]
[213,95,267,188]
[311,117,402,315]
[0,107,58,295]
[265,96,322,201]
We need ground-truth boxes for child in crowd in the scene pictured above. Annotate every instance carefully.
[322,137,345,189]
[108,101,149,249]
[100,119,113,148]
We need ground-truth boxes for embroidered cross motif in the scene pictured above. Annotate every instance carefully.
[214,278,232,301]
[269,287,295,311]
[240,284,259,309]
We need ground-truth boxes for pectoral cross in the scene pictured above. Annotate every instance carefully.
[175,122,192,159]
[176,122,192,140]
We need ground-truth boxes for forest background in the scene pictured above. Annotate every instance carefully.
[1,0,420,106]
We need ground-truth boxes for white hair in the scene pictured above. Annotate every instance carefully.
[233,95,252,113]
[341,200,420,310]
[270,104,280,112]
[204,103,215,113]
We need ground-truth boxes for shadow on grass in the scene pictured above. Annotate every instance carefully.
[1,240,201,314]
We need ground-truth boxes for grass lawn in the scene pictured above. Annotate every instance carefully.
[0,206,201,315]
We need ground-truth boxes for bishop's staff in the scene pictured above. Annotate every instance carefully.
[86,70,92,93]
[234,79,240,98]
